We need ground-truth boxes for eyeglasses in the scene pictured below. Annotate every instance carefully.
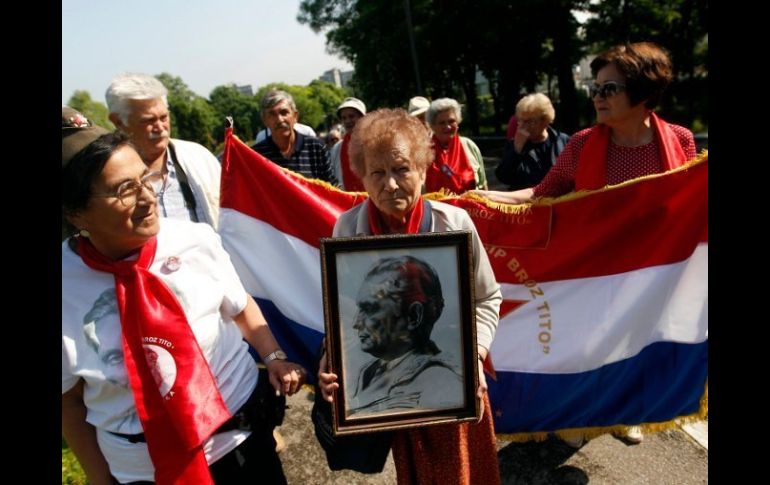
[589,81,627,99]
[92,171,166,207]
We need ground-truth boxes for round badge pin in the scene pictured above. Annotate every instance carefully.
[163,256,182,272]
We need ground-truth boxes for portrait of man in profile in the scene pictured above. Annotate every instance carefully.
[347,255,463,416]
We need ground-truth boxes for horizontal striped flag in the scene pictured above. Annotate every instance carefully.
[219,129,707,437]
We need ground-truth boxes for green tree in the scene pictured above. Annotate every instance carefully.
[155,73,220,150]
[308,79,350,130]
[209,84,261,143]
[299,1,428,111]
[583,0,708,130]
[66,90,115,131]
[297,0,586,135]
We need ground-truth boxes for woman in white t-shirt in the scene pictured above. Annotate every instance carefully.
[61,107,305,485]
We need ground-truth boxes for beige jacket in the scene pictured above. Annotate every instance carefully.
[170,139,221,230]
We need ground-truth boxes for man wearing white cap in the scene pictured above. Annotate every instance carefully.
[330,97,367,191]
[408,96,432,135]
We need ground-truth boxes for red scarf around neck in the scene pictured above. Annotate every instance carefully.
[574,112,688,190]
[340,133,365,192]
[425,134,476,194]
[367,196,425,235]
[78,237,230,485]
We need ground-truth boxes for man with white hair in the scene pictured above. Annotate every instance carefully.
[106,73,221,229]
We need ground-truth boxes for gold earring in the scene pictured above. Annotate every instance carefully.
[79,229,91,238]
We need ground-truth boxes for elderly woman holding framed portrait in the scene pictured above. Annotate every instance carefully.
[61,107,306,485]
[318,108,503,484]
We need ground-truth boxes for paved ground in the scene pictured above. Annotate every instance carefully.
[277,388,707,485]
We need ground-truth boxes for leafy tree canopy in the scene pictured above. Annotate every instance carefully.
[298,0,707,133]
[209,84,261,143]
[584,0,708,129]
[156,73,220,150]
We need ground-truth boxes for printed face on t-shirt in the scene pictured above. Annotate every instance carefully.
[83,289,128,388]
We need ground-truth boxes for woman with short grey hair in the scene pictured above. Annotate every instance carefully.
[425,98,488,193]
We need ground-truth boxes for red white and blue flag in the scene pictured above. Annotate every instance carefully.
[219,130,708,436]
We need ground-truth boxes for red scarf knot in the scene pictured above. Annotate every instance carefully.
[367,196,425,235]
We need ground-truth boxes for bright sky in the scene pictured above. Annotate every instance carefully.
[62,0,353,105]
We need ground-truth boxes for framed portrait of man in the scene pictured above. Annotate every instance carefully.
[320,230,480,435]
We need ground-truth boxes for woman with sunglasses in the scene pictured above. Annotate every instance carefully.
[61,107,306,484]
[474,41,696,204]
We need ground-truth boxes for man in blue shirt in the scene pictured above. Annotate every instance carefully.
[252,90,337,185]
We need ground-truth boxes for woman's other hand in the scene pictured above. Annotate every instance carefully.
[476,358,489,423]
[318,349,339,403]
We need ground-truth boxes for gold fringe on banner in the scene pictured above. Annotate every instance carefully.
[461,150,708,209]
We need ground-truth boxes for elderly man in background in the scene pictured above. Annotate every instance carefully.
[252,90,337,185]
[106,73,221,229]
[255,122,317,144]
[330,97,367,191]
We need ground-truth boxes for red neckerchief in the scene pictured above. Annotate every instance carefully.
[574,112,688,190]
[340,133,365,192]
[367,196,425,235]
[425,134,476,194]
[77,237,230,485]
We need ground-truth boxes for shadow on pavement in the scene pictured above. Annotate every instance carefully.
[498,436,589,485]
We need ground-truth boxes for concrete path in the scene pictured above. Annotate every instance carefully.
[277,389,707,485]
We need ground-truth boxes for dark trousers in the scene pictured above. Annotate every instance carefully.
[118,368,286,485]
[209,425,286,484]
[118,424,285,485]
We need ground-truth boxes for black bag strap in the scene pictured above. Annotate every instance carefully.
[167,142,198,214]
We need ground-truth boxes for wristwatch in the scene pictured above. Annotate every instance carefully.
[263,350,288,364]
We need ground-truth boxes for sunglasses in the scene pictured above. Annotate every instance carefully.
[589,81,626,99]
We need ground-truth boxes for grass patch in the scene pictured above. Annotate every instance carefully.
[62,438,87,485]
